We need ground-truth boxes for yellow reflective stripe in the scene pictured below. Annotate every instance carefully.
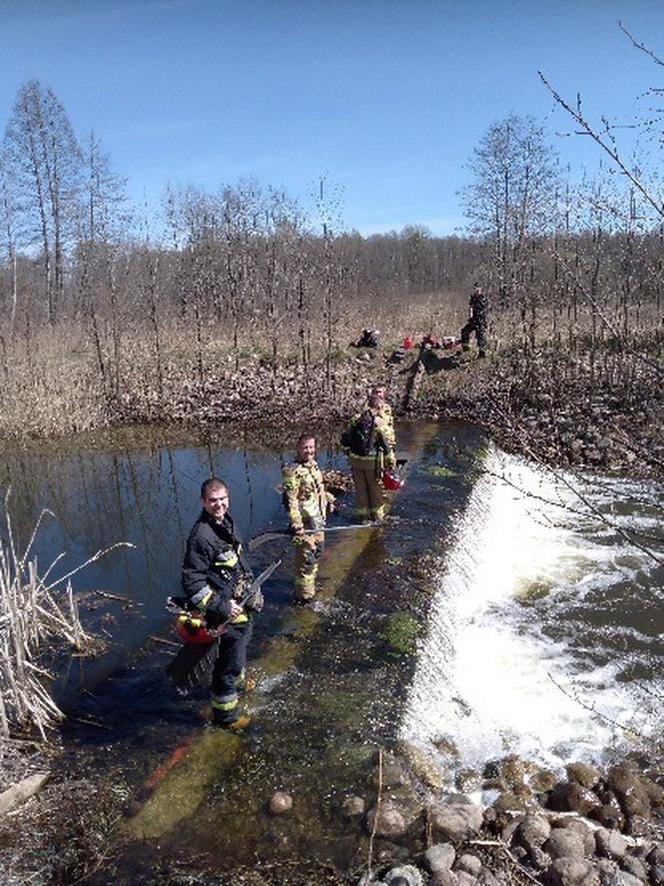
[211,697,238,711]
[177,614,205,630]
[214,552,239,568]
[199,590,213,608]
[229,612,249,624]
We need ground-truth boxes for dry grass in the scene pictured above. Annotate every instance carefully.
[0,492,131,738]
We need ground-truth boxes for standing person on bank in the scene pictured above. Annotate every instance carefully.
[181,478,261,727]
[342,385,396,523]
[460,283,489,357]
[282,434,334,602]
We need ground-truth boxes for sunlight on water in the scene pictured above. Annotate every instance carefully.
[401,444,664,777]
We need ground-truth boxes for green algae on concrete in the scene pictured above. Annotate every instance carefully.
[380,611,420,655]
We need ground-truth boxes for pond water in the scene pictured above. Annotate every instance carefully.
[1,422,662,879]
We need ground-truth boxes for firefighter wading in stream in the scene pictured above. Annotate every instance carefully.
[181,478,262,727]
[342,384,397,523]
[282,434,335,602]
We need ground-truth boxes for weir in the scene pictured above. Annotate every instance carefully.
[401,444,664,779]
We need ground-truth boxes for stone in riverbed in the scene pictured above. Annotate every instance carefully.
[545,857,599,886]
[455,853,482,876]
[516,813,551,852]
[421,842,456,874]
[621,856,648,881]
[268,791,293,815]
[555,819,596,855]
[544,829,587,861]
[567,762,601,789]
[365,800,408,838]
[429,800,483,842]
[342,796,366,818]
[606,764,651,820]
[596,859,622,886]
[595,828,628,860]
[430,872,459,886]
[383,865,424,885]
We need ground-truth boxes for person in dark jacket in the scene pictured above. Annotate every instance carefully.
[460,283,489,357]
[182,478,258,727]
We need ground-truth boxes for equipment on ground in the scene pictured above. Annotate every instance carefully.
[166,556,282,694]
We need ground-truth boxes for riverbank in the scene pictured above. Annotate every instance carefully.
[3,339,660,479]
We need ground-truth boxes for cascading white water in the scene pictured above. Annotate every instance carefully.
[400,444,664,778]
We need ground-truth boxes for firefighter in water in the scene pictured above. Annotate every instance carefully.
[181,478,261,727]
[282,434,335,602]
[342,384,397,523]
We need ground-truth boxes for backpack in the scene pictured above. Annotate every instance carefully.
[341,410,376,456]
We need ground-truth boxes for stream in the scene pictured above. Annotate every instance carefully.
[1,421,662,881]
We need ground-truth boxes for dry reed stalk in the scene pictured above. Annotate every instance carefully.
[0,493,133,739]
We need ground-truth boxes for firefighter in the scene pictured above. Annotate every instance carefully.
[460,283,489,357]
[282,434,334,602]
[181,478,261,727]
[342,385,396,522]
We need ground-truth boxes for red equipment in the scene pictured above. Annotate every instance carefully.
[176,612,216,644]
[403,335,414,350]
[382,469,405,491]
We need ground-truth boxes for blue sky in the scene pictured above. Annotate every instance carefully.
[1,0,662,235]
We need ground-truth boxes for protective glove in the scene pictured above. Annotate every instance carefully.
[244,587,264,613]
[203,593,233,621]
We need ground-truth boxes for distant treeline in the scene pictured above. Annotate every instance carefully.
[0,80,663,440]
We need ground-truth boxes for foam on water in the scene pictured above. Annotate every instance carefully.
[401,445,664,776]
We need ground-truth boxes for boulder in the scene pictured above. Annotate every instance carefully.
[545,830,587,861]
[516,814,552,853]
[268,791,293,815]
[607,765,651,820]
[621,857,648,882]
[383,865,424,886]
[596,829,628,860]
[647,846,664,867]
[546,857,599,886]
[429,801,483,842]
[530,768,559,794]
[456,873,478,886]
[567,763,601,789]
[455,854,482,877]
[619,873,644,886]
[422,843,456,874]
[366,800,408,838]
[557,819,596,855]
[596,859,622,886]
[650,864,664,886]
[342,796,366,819]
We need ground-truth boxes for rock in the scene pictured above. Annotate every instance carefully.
[607,764,651,820]
[648,846,664,867]
[384,865,424,886]
[0,771,50,815]
[591,800,626,832]
[596,859,622,886]
[596,829,628,860]
[546,857,599,886]
[619,873,644,886]
[650,864,664,886]
[457,769,482,794]
[565,784,603,816]
[342,796,366,818]
[456,854,482,877]
[429,800,483,842]
[366,800,408,838]
[422,843,456,874]
[374,755,411,789]
[456,873,478,886]
[642,778,664,809]
[532,848,554,870]
[430,872,459,886]
[557,819,596,855]
[621,857,648,881]
[545,830,587,860]
[516,814,552,853]
[531,768,559,794]
[268,791,293,815]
